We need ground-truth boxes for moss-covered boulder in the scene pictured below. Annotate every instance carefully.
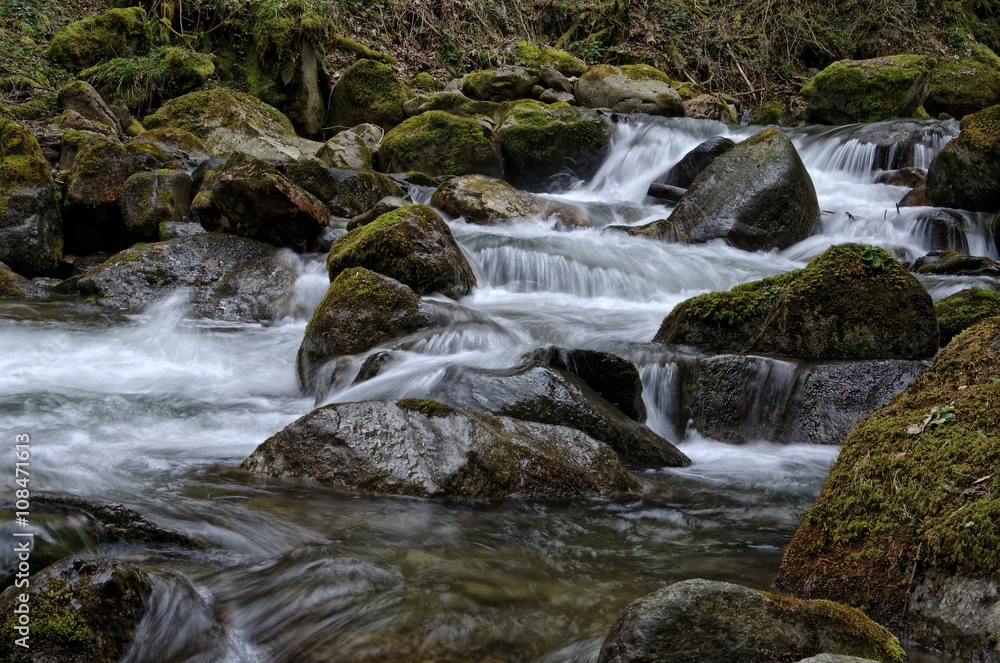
[282,159,405,218]
[0,118,62,276]
[925,45,1000,118]
[632,129,818,251]
[45,7,149,74]
[326,204,475,297]
[747,100,796,126]
[402,91,506,122]
[329,59,412,131]
[912,249,999,277]
[55,81,124,139]
[461,68,538,102]
[296,267,433,393]
[56,233,298,322]
[934,286,1000,344]
[776,317,1000,659]
[192,151,329,251]
[118,170,192,245]
[129,127,212,172]
[431,174,586,226]
[496,100,613,189]
[598,579,905,663]
[147,88,322,162]
[514,42,587,77]
[925,104,1000,212]
[242,399,641,498]
[376,110,503,178]
[655,244,939,360]
[0,262,27,299]
[800,55,934,124]
[316,124,380,170]
[575,64,684,117]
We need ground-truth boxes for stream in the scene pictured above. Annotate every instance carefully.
[3,116,997,661]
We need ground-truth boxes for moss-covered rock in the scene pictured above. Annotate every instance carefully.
[242,399,641,498]
[0,118,62,276]
[326,204,476,297]
[147,88,321,162]
[376,110,502,178]
[430,174,555,225]
[316,124,379,170]
[282,160,404,218]
[800,55,934,124]
[776,316,1000,659]
[924,45,1000,118]
[410,72,445,92]
[461,68,538,102]
[0,262,27,299]
[633,129,818,251]
[45,7,149,74]
[56,233,298,322]
[655,243,939,360]
[598,579,905,663]
[575,64,684,117]
[747,100,795,126]
[934,286,1000,344]
[329,59,412,131]
[118,170,192,245]
[129,127,212,172]
[55,81,123,139]
[496,100,613,190]
[925,104,1000,212]
[402,91,507,122]
[514,42,587,77]
[296,267,432,394]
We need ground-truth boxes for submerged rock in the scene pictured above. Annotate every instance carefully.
[242,399,641,498]
[426,362,689,468]
[925,104,1000,213]
[57,233,298,322]
[598,579,905,663]
[376,110,503,177]
[776,317,1000,659]
[655,244,938,360]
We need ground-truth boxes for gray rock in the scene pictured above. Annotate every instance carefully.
[118,170,193,245]
[462,68,538,102]
[56,80,123,139]
[657,136,735,189]
[346,195,408,230]
[241,399,642,498]
[316,124,380,170]
[56,233,298,322]
[576,65,684,117]
[538,66,573,93]
[795,655,881,663]
[525,346,646,421]
[129,127,213,173]
[926,105,1000,212]
[426,362,689,468]
[539,88,576,105]
[907,571,1000,663]
[598,579,906,663]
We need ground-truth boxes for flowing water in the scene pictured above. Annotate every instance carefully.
[3,116,996,661]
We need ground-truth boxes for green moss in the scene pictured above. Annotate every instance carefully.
[748,100,793,126]
[461,69,536,102]
[330,34,395,64]
[801,55,934,123]
[957,103,1000,151]
[0,117,50,217]
[513,42,587,77]
[620,63,672,83]
[0,268,26,298]
[45,7,149,74]
[926,45,1000,117]
[146,87,295,143]
[378,110,500,177]
[397,398,456,417]
[329,58,412,130]
[410,72,445,92]
[935,286,1000,344]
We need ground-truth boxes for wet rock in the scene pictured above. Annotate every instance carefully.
[656,136,735,189]
[576,64,684,117]
[874,167,925,188]
[426,362,689,468]
[45,7,148,73]
[800,55,934,124]
[431,174,587,226]
[911,209,969,253]
[853,121,956,171]
[496,100,613,189]
[326,204,475,297]
[376,110,503,178]
[129,128,213,173]
[284,161,405,219]
[297,268,433,394]
[56,233,298,322]
[598,579,905,663]
[56,81,123,139]
[346,196,408,230]
[329,59,413,131]
[539,89,575,105]
[633,129,819,251]
[0,118,62,276]
[934,286,1000,344]
[912,249,1000,277]
[147,88,323,162]
[925,44,1000,118]
[926,104,1000,212]
[461,68,538,102]
[795,656,881,663]
[514,42,587,77]
[118,170,193,245]
[192,151,330,251]
[776,317,1000,658]
[242,399,641,498]
[655,244,939,359]
[525,346,646,421]
[316,124,381,170]
[538,66,574,94]
[683,93,737,124]
[0,262,36,299]
[899,184,926,207]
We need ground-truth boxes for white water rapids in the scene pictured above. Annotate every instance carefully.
[3,116,992,661]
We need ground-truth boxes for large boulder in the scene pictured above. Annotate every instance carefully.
[525,347,646,421]
[496,100,614,189]
[0,118,62,276]
[800,55,934,124]
[56,81,124,140]
[598,579,905,663]
[925,45,1000,118]
[316,124,381,170]
[242,399,641,498]
[326,204,475,297]
[425,362,689,468]
[934,286,1000,345]
[376,110,503,177]
[514,42,587,77]
[657,136,735,189]
[655,244,939,359]
[56,233,298,322]
[283,160,405,218]
[632,129,819,251]
[118,169,193,245]
[45,7,148,73]
[329,59,413,131]
[575,64,684,117]
[776,317,1000,660]
[146,88,322,162]
[925,104,1000,212]
[431,174,581,225]
[296,267,433,394]
[192,151,330,251]
[851,121,957,171]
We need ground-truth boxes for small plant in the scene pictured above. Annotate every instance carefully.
[907,403,956,435]
[861,244,884,269]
